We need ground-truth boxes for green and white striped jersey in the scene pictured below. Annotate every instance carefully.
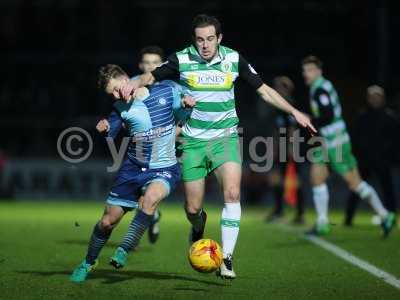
[152,45,263,140]
[309,76,350,148]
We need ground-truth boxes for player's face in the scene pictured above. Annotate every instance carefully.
[105,76,129,100]
[302,64,322,86]
[139,53,163,73]
[194,25,222,61]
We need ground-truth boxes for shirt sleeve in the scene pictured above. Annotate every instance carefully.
[106,109,123,139]
[312,88,334,128]
[238,54,264,90]
[152,53,180,82]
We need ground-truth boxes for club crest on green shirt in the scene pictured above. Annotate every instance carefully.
[221,60,232,73]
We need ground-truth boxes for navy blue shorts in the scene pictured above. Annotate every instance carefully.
[106,158,181,210]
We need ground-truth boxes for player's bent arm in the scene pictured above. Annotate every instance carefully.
[121,73,155,101]
[257,83,317,134]
[104,109,124,139]
[121,54,180,101]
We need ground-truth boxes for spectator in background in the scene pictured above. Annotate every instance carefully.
[346,85,400,225]
[266,76,308,224]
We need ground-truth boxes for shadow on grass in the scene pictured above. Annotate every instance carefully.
[174,287,208,292]
[59,240,153,252]
[60,239,120,248]
[17,269,227,286]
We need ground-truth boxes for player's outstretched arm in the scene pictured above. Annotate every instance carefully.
[257,83,317,135]
[237,54,316,135]
[121,53,180,102]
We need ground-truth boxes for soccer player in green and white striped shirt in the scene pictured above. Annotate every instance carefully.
[302,56,395,237]
[120,14,316,279]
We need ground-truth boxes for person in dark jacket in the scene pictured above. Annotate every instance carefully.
[345,85,400,225]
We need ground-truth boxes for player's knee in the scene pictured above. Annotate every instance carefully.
[99,217,114,232]
[311,165,328,186]
[185,201,202,214]
[224,186,240,203]
[344,172,361,191]
[100,213,121,232]
[311,172,326,186]
[142,192,161,212]
[348,181,360,192]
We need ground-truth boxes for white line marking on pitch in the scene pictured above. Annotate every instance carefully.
[275,224,400,290]
[305,234,400,290]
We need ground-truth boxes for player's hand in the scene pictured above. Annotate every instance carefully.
[181,95,196,108]
[120,79,140,102]
[291,109,317,136]
[96,119,110,133]
[175,126,183,137]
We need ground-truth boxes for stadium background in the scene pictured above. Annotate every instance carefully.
[1,0,399,206]
[1,1,400,299]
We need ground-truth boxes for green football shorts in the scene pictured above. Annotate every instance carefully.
[311,140,358,175]
[178,134,242,182]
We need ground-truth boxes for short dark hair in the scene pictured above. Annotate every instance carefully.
[302,55,323,69]
[139,45,165,61]
[97,64,127,90]
[192,14,222,37]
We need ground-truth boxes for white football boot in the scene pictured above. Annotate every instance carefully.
[216,255,236,279]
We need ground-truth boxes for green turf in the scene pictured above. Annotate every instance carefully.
[0,201,399,300]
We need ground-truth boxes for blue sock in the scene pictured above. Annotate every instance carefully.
[120,210,153,252]
[85,222,111,265]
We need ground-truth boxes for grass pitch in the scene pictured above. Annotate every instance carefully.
[0,201,399,299]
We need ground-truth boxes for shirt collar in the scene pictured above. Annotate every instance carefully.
[311,76,325,90]
[188,44,226,66]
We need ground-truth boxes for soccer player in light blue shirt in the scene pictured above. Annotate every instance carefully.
[70,58,194,282]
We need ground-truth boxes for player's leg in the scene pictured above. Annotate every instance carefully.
[214,161,241,279]
[138,195,162,244]
[111,164,181,268]
[374,165,396,213]
[266,164,285,222]
[86,205,125,263]
[342,168,385,215]
[184,178,207,243]
[344,191,361,226]
[342,167,395,237]
[293,161,309,224]
[122,181,168,249]
[70,205,125,282]
[205,135,242,278]
[332,141,395,236]
[147,208,162,244]
[110,181,170,268]
[179,138,208,244]
[309,162,330,234]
